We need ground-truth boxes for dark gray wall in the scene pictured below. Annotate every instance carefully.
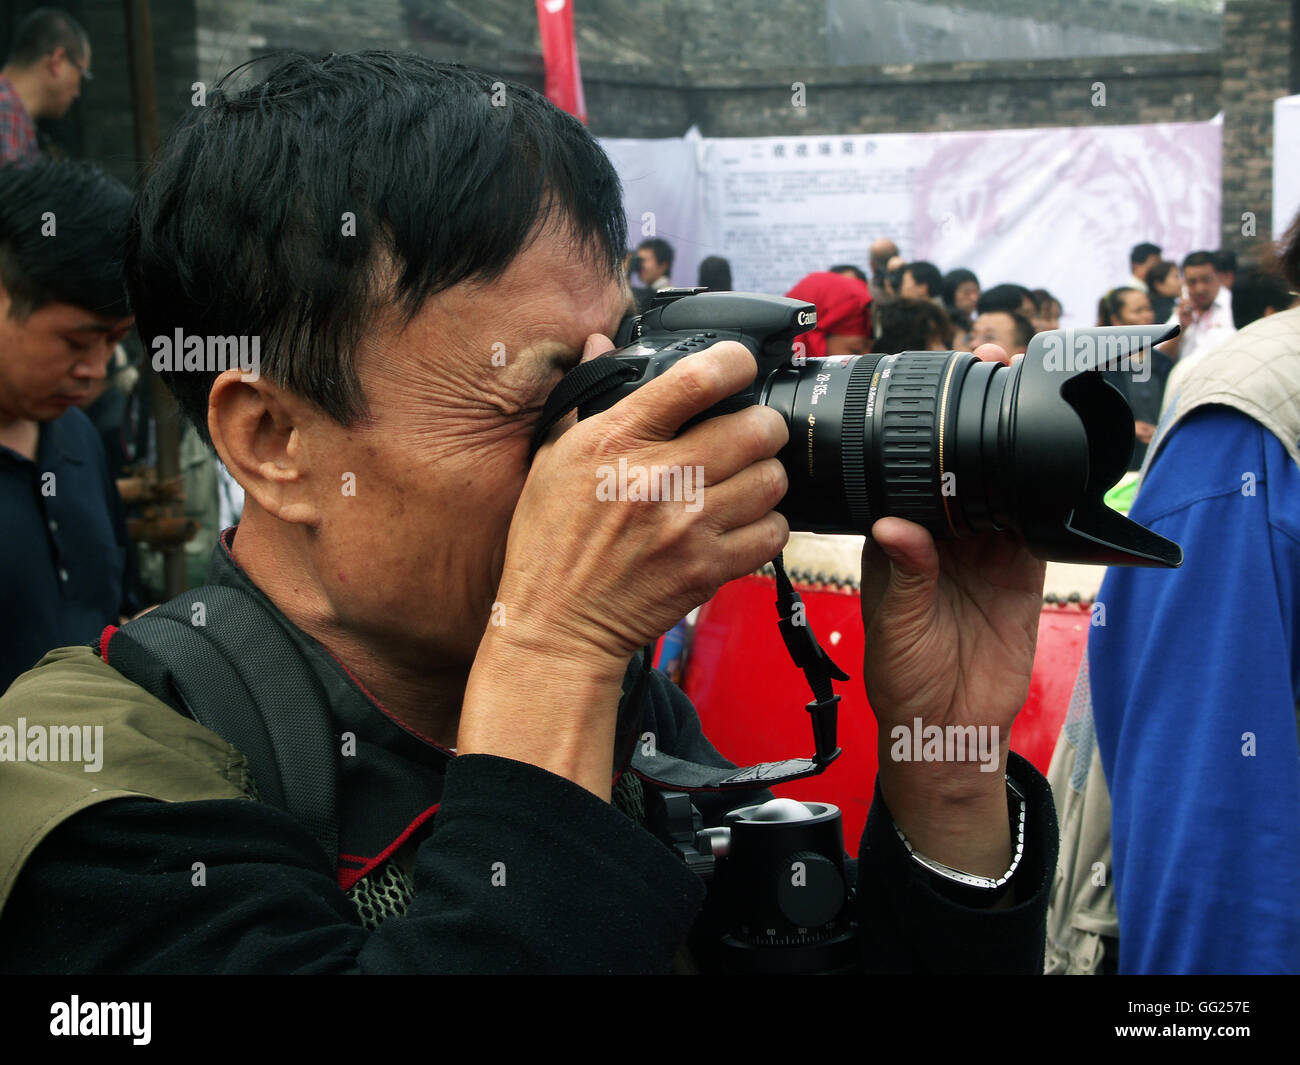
[2,0,1282,263]
[1220,0,1291,255]
[827,0,1221,65]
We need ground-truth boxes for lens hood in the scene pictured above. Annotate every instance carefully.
[1013,325,1182,566]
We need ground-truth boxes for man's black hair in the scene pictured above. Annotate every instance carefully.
[698,255,732,291]
[976,283,1032,315]
[872,298,952,354]
[637,237,674,272]
[940,267,978,309]
[1181,250,1216,271]
[1212,249,1238,275]
[902,260,942,298]
[127,51,628,446]
[0,158,131,319]
[1231,267,1293,329]
[1130,242,1161,268]
[829,263,867,284]
[4,7,88,68]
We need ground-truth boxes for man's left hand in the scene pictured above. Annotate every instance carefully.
[859,343,1046,879]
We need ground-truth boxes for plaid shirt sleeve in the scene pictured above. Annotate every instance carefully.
[0,82,39,164]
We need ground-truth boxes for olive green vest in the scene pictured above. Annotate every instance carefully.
[0,645,254,916]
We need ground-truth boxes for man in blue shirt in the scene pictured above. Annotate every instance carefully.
[1089,249,1300,972]
[0,158,135,690]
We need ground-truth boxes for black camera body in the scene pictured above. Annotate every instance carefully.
[582,287,814,426]
[579,287,1182,568]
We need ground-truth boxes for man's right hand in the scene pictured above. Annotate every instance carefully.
[457,339,790,797]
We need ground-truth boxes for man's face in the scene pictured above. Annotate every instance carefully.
[898,270,929,301]
[969,312,1024,355]
[1184,263,1219,311]
[0,291,130,423]
[44,44,89,119]
[296,228,630,669]
[954,280,979,314]
[637,247,666,285]
[1190,263,1216,310]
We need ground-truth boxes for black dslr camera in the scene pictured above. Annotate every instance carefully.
[578,287,1183,566]
[536,287,1182,972]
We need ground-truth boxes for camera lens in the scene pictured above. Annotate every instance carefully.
[762,351,985,536]
[760,341,1181,567]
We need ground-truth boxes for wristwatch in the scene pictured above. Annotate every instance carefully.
[893,776,1027,908]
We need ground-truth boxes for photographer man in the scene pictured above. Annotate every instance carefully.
[0,54,1056,974]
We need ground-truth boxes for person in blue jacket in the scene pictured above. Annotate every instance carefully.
[1090,233,1300,974]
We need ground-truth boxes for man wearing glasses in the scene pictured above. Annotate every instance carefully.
[0,7,92,164]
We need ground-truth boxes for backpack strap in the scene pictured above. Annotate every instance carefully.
[108,585,341,872]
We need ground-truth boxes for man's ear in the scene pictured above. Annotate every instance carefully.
[208,369,321,527]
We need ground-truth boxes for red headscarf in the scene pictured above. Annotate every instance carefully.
[784,272,873,357]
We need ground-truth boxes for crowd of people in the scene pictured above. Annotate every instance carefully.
[625,233,1298,474]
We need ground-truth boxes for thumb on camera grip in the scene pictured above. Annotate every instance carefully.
[610,341,758,443]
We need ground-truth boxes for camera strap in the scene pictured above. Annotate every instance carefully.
[627,550,848,791]
[529,356,641,460]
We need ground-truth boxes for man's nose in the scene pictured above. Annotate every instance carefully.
[72,341,114,380]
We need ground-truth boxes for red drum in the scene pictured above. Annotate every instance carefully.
[679,539,1099,857]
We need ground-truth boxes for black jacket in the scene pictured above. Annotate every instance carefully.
[0,534,1058,974]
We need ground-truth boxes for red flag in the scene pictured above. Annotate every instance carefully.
[536,0,587,123]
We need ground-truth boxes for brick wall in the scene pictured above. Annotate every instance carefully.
[1220,0,1292,260]
[671,53,1219,137]
[4,0,1290,257]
